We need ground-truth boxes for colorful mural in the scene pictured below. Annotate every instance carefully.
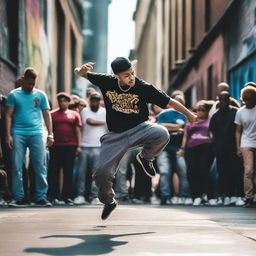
[26,0,50,91]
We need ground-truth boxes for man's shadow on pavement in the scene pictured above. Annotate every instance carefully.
[24,232,154,255]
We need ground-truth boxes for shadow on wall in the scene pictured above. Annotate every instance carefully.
[24,232,154,255]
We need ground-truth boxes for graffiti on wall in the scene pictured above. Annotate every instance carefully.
[26,0,50,91]
[238,25,256,63]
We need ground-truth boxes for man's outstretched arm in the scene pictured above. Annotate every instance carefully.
[74,62,95,79]
[167,98,197,123]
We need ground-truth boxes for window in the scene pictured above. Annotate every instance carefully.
[0,0,19,64]
[182,0,186,59]
[6,0,19,64]
[191,0,195,48]
[207,65,213,100]
[205,0,211,32]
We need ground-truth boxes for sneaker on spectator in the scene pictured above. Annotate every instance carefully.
[235,197,245,206]
[208,199,218,206]
[9,199,27,207]
[91,198,102,205]
[65,198,74,206]
[217,197,223,205]
[171,196,179,205]
[52,198,65,205]
[0,199,7,206]
[160,197,169,205]
[177,197,185,205]
[142,197,151,204]
[193,197,202,206]
[132,198,144,204]
[74,196,86,205]
[230,197,237,205]
[202,194,208,202]
[35,199,52,207]
[116,196,130,203]
[184,198,193,205]
[223,197,231,206]
[136,152,156,177]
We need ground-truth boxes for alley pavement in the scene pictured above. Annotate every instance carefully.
[0,204,256,256]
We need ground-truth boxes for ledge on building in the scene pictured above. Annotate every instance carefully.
[169,0,237,90]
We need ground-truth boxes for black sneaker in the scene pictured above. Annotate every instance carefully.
[9,199,27,207]
[101,200,117,220]
[160,197,168,205]
[65,198,74,206]
[136,152,156,177]
[35,199,52,207]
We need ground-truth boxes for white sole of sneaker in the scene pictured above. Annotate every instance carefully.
[136,153,155,178]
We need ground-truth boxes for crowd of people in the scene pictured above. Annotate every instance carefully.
[0,63,256,211]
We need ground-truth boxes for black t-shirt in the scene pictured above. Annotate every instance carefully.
[87,72,170,132]
[209,106,237,150]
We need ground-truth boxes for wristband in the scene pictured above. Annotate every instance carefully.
[47,134,54,139]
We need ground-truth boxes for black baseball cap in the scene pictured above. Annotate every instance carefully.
[90,92,101,100]
[111,57,133,74]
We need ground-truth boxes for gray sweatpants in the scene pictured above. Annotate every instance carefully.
[93,121,170,204]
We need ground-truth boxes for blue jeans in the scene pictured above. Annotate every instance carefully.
[114,150,136,198]
[11,134,48,201]
[157,150,191,198]
[76,147,100,199]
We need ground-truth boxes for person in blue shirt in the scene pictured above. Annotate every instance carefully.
[156,94,192,205]
[5,67,54,207]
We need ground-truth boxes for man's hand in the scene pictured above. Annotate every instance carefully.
[76,146,82,155]
[177,149,185,157]
[47,137,54,147]
[5,135,13,149]
[188,113,198,123]
[236,147,242,157]
[74,62,95,78]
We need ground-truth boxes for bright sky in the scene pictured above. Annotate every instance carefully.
[108,0,137,71]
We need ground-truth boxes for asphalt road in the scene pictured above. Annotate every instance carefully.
[0,204,256,256]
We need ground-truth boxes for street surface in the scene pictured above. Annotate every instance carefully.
[0,204,256,256]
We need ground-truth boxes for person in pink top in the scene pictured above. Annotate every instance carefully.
[47,92,82,205]
[178,100,215,206]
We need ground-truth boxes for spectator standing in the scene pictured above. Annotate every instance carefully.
[179,100,216,206]
[78,98,87,113]
[5,67,53,207]
[47,92,82,205]
[235,86,256,207]
[215,82,240,109]
[156,97,192,205]
[209,92,244,206]
[72,96,87,190]
[74,92,107,205]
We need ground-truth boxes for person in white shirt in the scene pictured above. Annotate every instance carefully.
[235,85,256,207]
[74,92,107,205]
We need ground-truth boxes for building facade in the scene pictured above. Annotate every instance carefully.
[0,0,83,106]
[133,0,256,107]
[132,0,166,90]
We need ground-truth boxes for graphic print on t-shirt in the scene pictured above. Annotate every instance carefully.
[106,90,140,114]
[33,97,40,108]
